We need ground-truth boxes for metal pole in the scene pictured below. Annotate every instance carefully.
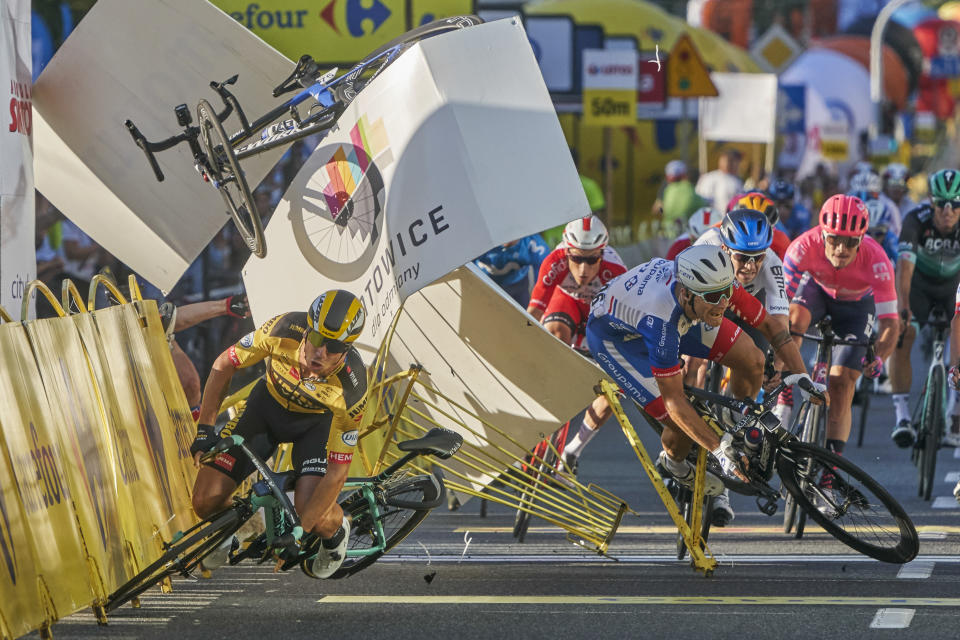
[870,0,912,137]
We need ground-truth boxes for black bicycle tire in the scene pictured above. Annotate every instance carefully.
[794,402,826,539]
[324,474,439,579]
[196,99,265,258]
[919,366,944,501]
[512,450,540,542]
[676,486,713,561]
[777,441,919,563]
[105,508,244,611]
[331,16,483,107]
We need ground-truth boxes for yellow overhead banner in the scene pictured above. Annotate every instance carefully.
[212,0,475,65]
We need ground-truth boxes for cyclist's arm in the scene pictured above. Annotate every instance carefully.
[197,349,238,426]
[875,315,899,362]
[757,313,806,375]
[655,371,723,451]
[527,249,564,319]
[173,296,248,332]
[952,283,960,369]
[895,254,915,321]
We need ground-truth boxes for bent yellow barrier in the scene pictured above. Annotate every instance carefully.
[0,280,198,638]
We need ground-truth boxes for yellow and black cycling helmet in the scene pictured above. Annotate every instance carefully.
[306,289,366,350]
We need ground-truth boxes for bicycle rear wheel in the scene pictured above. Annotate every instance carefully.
[918,367,944,501]
[196,99,265,258]
[105,507,244,612]
[777,441,919,563]
[321,473,441,579]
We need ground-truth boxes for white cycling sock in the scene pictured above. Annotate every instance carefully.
[563,421,598,459]
[892,394,911,424]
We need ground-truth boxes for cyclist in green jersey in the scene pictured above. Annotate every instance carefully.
[890,169,960,447]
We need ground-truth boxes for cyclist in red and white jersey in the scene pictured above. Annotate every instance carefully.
[527,216,626,472]
[781,194,900,465]
[666,206,717,261]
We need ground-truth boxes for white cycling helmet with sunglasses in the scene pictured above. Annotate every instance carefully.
[674,244,735,295]
[563,215,609,250]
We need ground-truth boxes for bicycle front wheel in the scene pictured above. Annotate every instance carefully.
[675,485,713,561]
[324,473,441,579]
[105,507,244,611]
[196,99,265,257]
[777,441,919,563]
[918,366,945,501]
[790,402,826,539]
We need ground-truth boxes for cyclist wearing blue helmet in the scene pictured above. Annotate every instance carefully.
[850,190,898,262]
[694,208,808,527]
[767,178,811,240]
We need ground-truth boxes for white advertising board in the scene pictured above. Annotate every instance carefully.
[361,265,601,496]
[582,48,638,90]
[699,72,778,144]
[32,0,292,292]
[242,18,588,344]
[0,0,33,316]
[525,16,574,93]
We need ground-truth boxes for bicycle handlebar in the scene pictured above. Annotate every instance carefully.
[125,119,168,181]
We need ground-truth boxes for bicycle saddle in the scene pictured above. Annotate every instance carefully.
[397,427,463,459]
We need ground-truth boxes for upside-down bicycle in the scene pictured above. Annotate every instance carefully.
[124,15,483,257]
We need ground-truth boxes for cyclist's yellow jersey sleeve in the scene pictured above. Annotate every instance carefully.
[228,313,368,423]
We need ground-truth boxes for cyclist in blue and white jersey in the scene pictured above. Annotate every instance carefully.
[855,191,899,263]
[587,245,822,494]
[767,179,812,240]
[473,233,550,307]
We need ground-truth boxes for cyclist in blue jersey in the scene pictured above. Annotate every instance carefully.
[854,191,899,262]
[587,245,823,493]
[473,233,550,307]
[767,179,812,240]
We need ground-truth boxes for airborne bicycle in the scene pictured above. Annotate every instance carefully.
[125,16,483,257]
[105,427,462,612]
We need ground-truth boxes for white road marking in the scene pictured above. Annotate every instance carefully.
[376,554,960,564]
[897,561,935,579]
[918,531,947,540]
[945,471,960,483]
[869,608,914,629]
[932,496,959,509]
[954,447,960,459]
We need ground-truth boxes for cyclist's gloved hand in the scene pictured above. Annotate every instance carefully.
[950,365,960,392]
[861,355,884,379]
[190,423,219,463]
[783,373,827,403]
[712,432,748,482]
[226,295,249,318]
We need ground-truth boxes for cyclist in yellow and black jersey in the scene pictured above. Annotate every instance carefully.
[189,289,367,579]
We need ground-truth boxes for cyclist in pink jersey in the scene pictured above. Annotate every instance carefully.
[527,216,626,474]
[782,194,900,462]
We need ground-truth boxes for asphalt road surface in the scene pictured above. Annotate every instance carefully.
[29,347,960,639]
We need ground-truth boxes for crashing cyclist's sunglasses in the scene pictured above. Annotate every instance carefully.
[730,251,766,265]
[823,233,861,249]
[306,330,350,353]
[692,284,734,305]
[568,254,602,265]
[934,198,960,210]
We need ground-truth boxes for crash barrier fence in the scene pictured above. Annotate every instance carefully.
[0,276,199,640]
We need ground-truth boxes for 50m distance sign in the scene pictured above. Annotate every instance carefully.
[582,48,636,127]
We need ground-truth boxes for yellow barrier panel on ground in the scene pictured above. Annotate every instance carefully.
[0,322,97,622]
[0,283,200,638]
[0,346,45,638]
[89,304,197,564]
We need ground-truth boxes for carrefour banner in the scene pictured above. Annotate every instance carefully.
[243,18,587,344]
[0,0,34,316]
[212,0,474,65]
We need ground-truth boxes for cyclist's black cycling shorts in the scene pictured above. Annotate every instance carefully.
[908,274,957,327]
[205,379,333,484]
[791,274,874,370]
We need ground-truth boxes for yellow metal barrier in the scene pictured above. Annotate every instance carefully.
[0,278,198,638]
[599,380,718,576]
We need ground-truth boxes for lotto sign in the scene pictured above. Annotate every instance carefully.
[582,49,637,126]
